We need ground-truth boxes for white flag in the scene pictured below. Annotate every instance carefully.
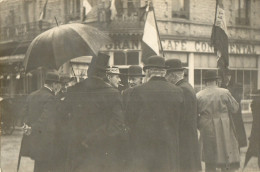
[142,9,160,55]
[83,0,92,15]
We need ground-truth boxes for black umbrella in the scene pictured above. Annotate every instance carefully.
[23,23,111,72]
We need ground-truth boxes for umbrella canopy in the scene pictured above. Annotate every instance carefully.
[23,23,111,72]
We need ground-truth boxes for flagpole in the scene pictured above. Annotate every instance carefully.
[150,2,165,57]
[214,0,218,25]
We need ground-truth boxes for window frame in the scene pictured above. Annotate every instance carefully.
[235,0,250,25]
[171,0,190,19]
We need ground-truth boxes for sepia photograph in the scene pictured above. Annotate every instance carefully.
[0,0,260,171]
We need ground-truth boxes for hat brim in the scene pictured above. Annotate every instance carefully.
[46,79,62,83]
[203,76,220,81]
[127,74,145,77]
[167,67,185,72]
[143,65,166,71]
[106,72,123,75]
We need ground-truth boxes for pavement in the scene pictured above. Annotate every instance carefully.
[1,117,260,172]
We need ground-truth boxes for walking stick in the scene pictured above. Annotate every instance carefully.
[17,137,23,172]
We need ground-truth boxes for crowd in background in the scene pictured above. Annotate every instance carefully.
[18,53,260,172]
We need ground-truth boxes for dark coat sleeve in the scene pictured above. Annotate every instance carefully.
[83,91,128,146]
[31,95,56,134]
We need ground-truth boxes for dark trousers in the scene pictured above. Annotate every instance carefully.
[34,160,53,172]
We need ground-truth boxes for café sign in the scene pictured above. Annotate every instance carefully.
[161,40,258,55]
[102,39,140,50]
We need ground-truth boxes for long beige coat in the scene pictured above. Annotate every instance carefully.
[196,86,240,164]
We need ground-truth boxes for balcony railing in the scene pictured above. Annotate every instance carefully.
[0,21,53,43]
[96,7,144,31]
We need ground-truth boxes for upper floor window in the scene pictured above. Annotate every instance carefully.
[172,0,189,19]
[234,0,250,25]
[69,0,81,20]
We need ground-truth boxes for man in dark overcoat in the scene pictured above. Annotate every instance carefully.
[19,71,62,172]
[126,56,184,172]
[65,53,128,172]
[122,65,145,110]
[165,59,201,172]
[224,71,247,148]
[246,90,260,168]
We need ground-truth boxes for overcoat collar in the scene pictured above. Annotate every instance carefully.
[205,85,218,89]
[149,76,167,82]
[82,76,112,90]
[175,79,186,86]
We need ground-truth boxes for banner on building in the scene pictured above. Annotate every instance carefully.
[211,0,229,68]
[83,0,92,16]
[110,0,123,20]
[142,4,160,64]
[39,0,48,21]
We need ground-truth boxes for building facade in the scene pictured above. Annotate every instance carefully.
[0,0,260,112]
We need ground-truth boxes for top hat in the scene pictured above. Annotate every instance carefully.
[127,65,145,77]
[45,71,61,83]
[106,66,121,75]
[165,59,185,72]
[143,55,166,71]
[87,53,110,76]
[203,70,220,81]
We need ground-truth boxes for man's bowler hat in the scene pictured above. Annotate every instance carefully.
[127,65,145,77]
[203,70,220,81]
[165,59,185,71]
[143,55,166,71]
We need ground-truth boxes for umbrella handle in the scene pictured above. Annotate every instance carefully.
[54,16,59,26]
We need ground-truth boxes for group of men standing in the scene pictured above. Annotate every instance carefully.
[20,53,244,172]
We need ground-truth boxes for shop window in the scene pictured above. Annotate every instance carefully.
[127,0,139,17]
[231,69,258,100]
[194,69,202,93]
[127,52,139,65]
[114,51,139,65]
[165,52,188,67]
[114,52,126,65]
[69,0,81,20]
[244,70,250,99]
[15,76,25,95]
[234,0,250,25]
[194,54,217,68]
[251,70,257,92]
[172,0,189,19]
[237,70,243,84]
[230,55,257,68]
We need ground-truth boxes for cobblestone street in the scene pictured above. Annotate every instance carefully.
[1,114,259,172]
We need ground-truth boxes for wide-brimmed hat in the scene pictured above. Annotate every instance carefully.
[165,59,185,72]
[106,66,122,75]
[87,53,110,77]
[127,65,145,77]
[45,71,61,83]
[143,55,166,71]
[203,70,220,81]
